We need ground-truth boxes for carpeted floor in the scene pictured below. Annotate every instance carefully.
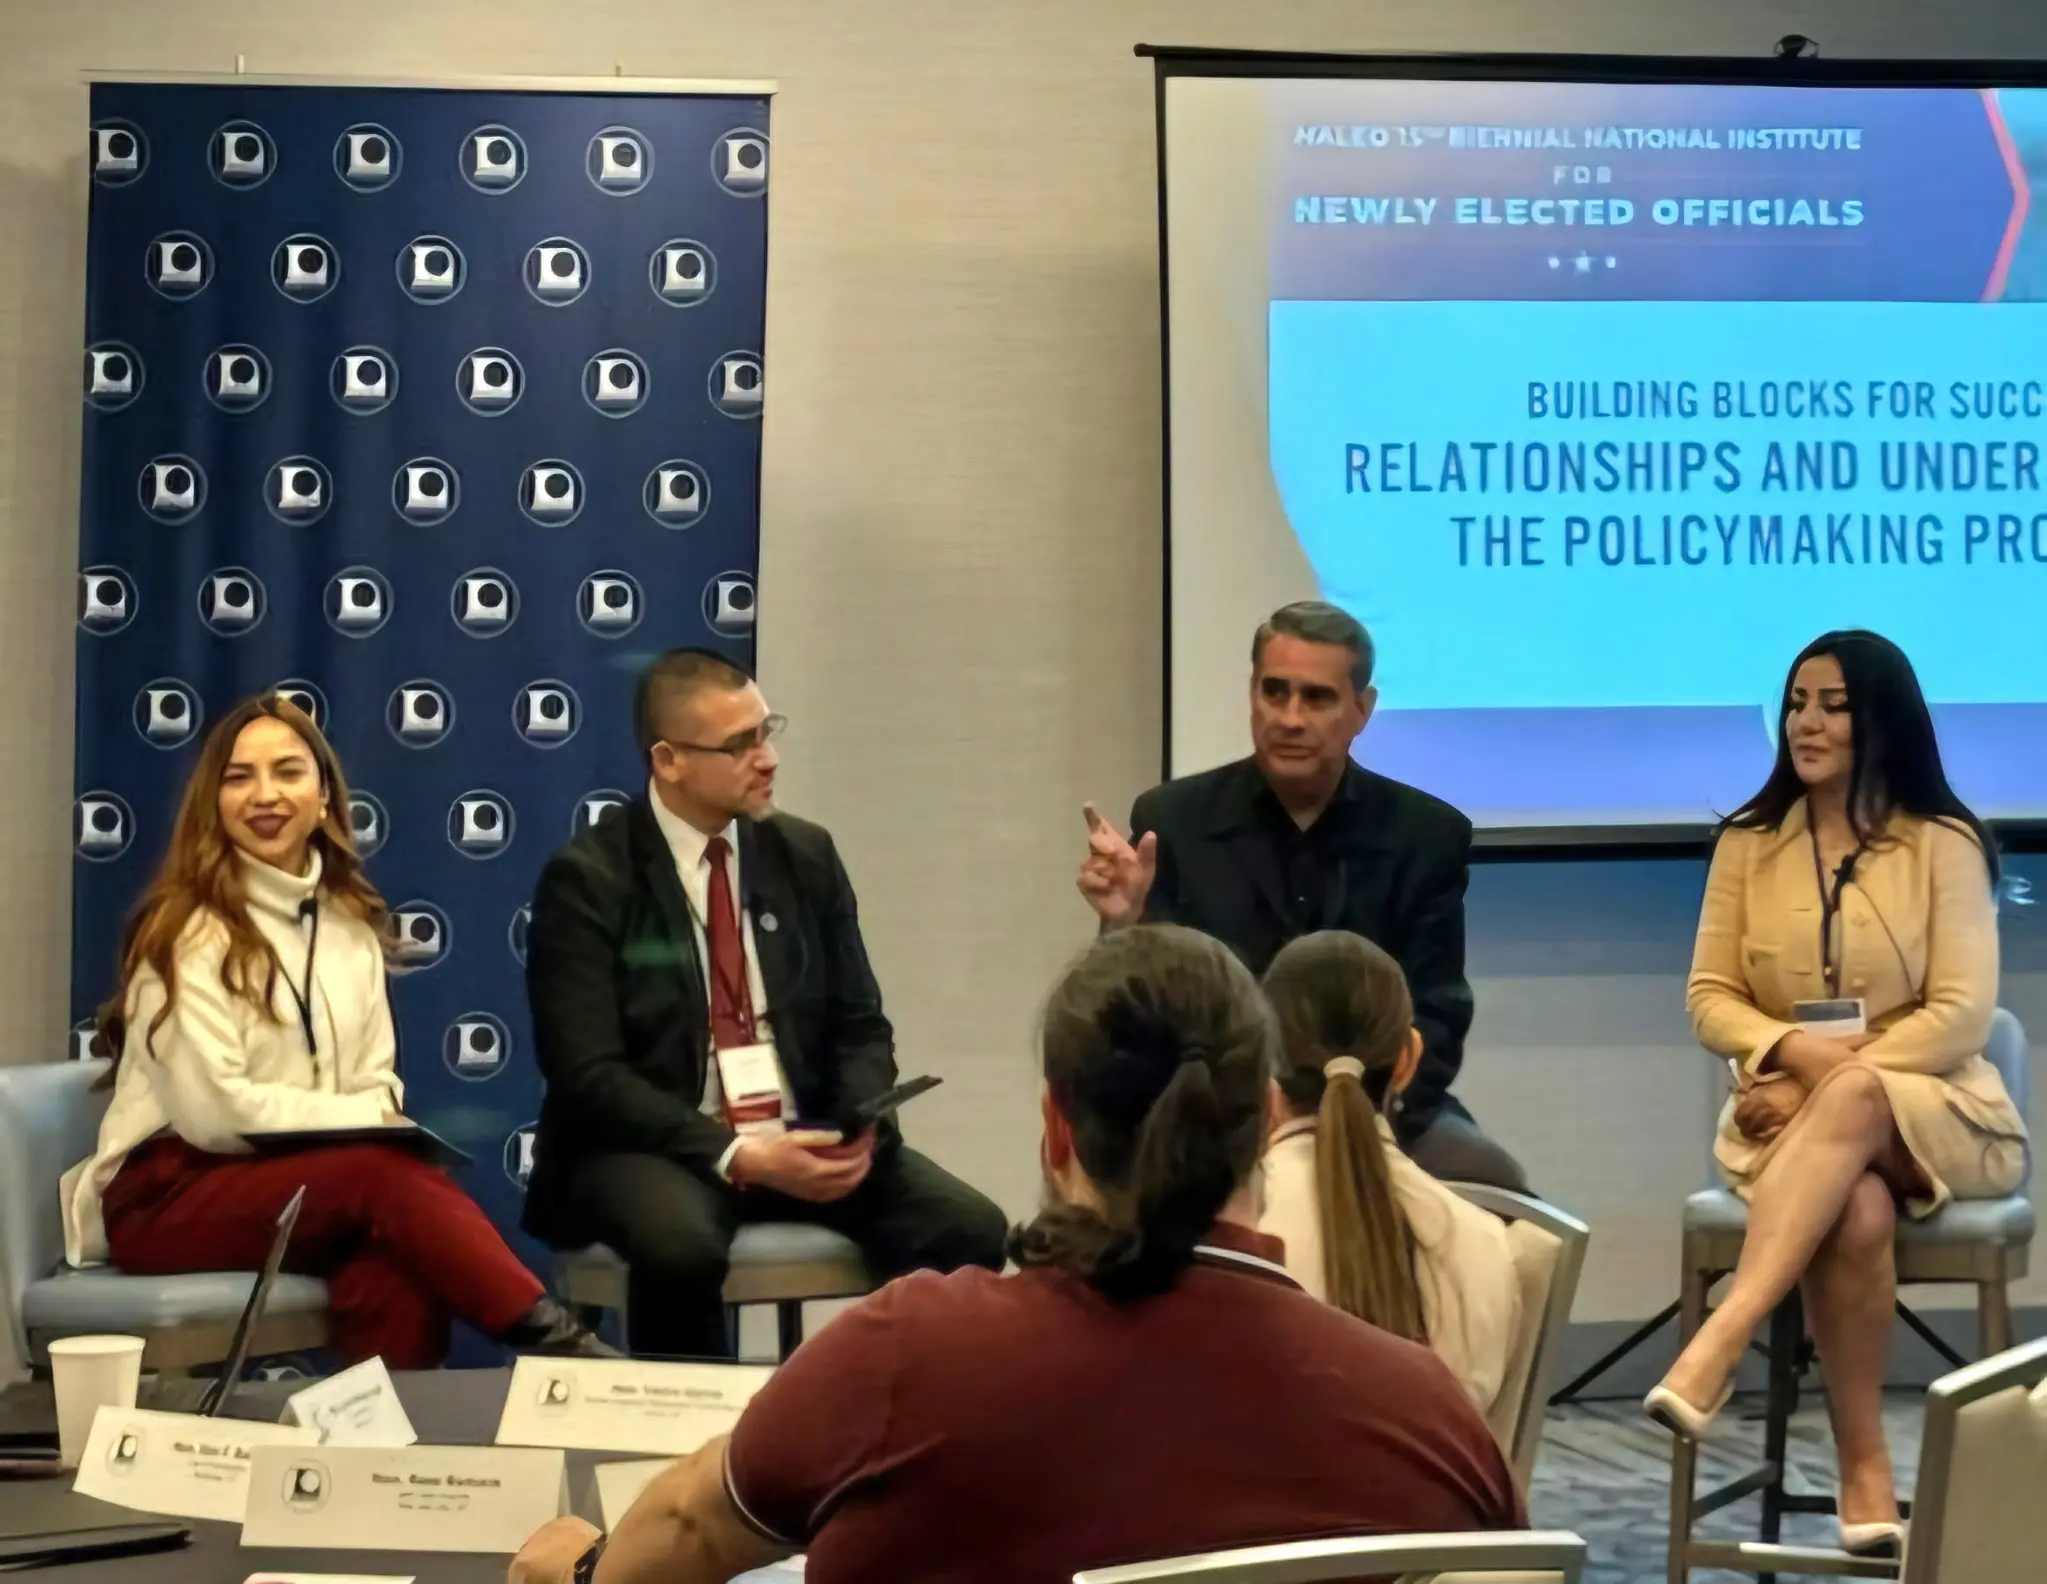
[1530,1391,1920,1582]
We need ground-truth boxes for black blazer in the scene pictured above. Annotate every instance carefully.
[1129,757,1475,1137]
[521,797,897,1245]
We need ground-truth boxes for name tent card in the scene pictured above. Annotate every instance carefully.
[496,1358,776,1455]
[71,1407,317,1524]
[593,1458,672,1531]
[246,1575,417,1584]
[283,1358,418,1447]
[241,1444,567,1554]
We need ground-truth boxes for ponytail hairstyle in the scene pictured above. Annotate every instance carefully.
[1261,930,1427,1345]
[1010,924,1277,1301]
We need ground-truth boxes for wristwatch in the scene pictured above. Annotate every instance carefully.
[572,1535,607,1584]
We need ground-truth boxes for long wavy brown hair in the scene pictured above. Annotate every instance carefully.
[95,693,390,1077]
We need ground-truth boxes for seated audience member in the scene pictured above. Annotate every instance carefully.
[1258,930,1522,1414]
[62,694,605,1367]
[1649,631,2028,1558]
[520,649,1006,1359]
[508,924,1522,1584]
[1076,600,1528,1191]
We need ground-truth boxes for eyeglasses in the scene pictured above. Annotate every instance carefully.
[659,713,788,760]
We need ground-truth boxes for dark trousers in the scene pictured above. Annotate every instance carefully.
[103,1137,545,1368]
[1403,1108,1532,1195]
[563,1145,1009,1358]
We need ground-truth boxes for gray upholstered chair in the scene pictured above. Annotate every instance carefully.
[1071,1530,1588,1584]
[1904,1336,2047,1582]
[1,1060,330,1372]
[1666,1007,2035,1581]
[556,1223,871,1359]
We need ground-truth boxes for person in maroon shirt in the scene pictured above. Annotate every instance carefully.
[510,925,1523,1584]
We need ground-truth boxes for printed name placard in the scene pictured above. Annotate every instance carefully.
[283,1358,418,1447]
[240,1444,566,1554]
[495,1358,775,1455]
[246,1574,417,1584]
[71,1407,317,1524]
[594,1458,671,1531]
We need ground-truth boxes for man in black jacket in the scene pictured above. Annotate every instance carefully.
[523,650,1007,1358]
[1077,602,1527,1191]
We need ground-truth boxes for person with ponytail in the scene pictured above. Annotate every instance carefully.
[1259,930,1522,1414]
[61,693,608,1367]
[507,925,1519,1584]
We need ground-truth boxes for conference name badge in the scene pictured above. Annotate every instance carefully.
[1792,997,1867,1038]
[494,1357,776,1455]
[715,1041,785,1135]
[283,1356,418,1447]
[71,1407,317,1524]
[240,1443,567,1554]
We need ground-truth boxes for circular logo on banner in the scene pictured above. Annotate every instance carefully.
[702,571,757,638]
[458,348,524,416]
[272,234,339,303]
[210,121,275,189]
[397,235,466,304]
[708,351,764,419]
[713,128,770,197]
[444,1012,512,1081]
[139,455,207,525]
[336,124,401,191]
[325,565,394,639]
[75,792,135,862]
[588,127,654,195]
[271,678,329,731]
[507,905,532,967]
[392,457,461,526]
[572,790,631,835]
[85,343,144,412]
[519,461,584,526]
[205,344,272,414]
[644,460,710,528]
[197,567,266,637]
[347,791,389,858]
[79,567,138,635]
[462,125,527,193]
[332,346,399,414]
[266,457,334,526]
[578,571,644,639]
[524,238,590,306]
[513,680,581,749]
[133,679,202,749]
[146,231,213,300]
[583,349,649,419]
[649,239,715,307]
[387,680,457,749]
[386,900,452,970]
[504,1122,539,1188]
[448,790,515,859]
[92,121,148,187]
[451,567,520,638]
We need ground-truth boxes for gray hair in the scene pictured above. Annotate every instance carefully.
[1251,601,1374,691]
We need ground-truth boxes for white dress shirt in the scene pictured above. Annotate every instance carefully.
[647,784,795,1170]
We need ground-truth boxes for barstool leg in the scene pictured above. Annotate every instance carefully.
[1980,1272,2014,1358]
[1756,1291,1806,1584]
[777,1300,805,1360]
[1665,1429,1698,1584]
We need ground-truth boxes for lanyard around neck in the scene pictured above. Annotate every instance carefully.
[275,900,321,1058]
[1809,826,1868,997]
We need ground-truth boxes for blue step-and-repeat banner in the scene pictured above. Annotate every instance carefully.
[73,81,769,1262]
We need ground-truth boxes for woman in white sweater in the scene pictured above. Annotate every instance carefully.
[1257,931,1522,1414]
[62,693,607,1367]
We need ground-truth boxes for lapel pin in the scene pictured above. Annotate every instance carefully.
[759,912,778,933]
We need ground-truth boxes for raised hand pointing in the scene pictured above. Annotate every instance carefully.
[1076,803,1158,928]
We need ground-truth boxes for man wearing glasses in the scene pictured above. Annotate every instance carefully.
[521,649,1007,1359]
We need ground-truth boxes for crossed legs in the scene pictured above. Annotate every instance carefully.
[1660,1063,1923,1527]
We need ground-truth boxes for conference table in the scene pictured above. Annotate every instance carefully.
[1,1368,795,1584]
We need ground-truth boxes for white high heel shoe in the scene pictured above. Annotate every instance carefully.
[1838,1520,1905,1557]
[1642,1378,1734,1438]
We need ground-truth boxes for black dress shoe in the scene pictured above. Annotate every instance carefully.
[500,1297,623,1358]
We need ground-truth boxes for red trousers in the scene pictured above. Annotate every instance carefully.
[102,1138,544,1369]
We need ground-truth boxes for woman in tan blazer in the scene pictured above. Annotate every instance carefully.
[1646,630,2026,1556]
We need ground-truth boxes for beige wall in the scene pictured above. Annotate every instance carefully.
[6,1,2047,1329]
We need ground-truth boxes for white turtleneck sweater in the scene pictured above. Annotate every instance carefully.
[61,850,404,1267]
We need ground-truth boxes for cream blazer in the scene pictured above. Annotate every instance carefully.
[1259,1116,1522,1413]
[1688,804,2027,1215]
[61,851,404,1266]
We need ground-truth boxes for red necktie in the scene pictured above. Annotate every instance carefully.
[703,836,756,1049]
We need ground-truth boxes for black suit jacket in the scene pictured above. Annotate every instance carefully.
[521,797,897,1245]
[1129,757,1475,1137]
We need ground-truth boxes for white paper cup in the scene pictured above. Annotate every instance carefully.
[48,1334,145,1467]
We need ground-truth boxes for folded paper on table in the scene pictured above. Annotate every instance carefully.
[496,1358,775,1455]
[240,1443,567,1554]
[71,1408,316,1525]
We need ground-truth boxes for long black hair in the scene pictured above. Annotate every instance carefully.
[1726,629,1998,884]
[1009,925,1276,1301]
